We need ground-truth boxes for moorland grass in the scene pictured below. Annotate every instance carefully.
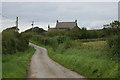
[2,47,35,78]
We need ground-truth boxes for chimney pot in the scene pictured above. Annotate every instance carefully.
[75,20,77,23]
[57,20,59,23]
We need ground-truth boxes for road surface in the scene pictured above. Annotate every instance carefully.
[27,43,85,78]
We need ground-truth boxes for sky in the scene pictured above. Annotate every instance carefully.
[1,2,118,32]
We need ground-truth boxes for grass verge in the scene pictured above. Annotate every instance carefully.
[30,40,118,78]
[0,54,2,79]
[2,46,35,78]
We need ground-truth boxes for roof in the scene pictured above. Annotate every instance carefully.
[56,22,77,29]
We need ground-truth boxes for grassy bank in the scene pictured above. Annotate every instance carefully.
[2,47,35,78]
[0,54,1,79]
[30,40,118,78]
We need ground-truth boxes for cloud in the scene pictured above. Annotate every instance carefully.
[2,2,118,32]
[2,18,16,31]
[1,0,119,2]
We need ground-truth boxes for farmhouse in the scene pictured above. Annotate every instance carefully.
[48,20,79,30]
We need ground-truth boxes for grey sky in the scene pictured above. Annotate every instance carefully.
[2,2,118,32]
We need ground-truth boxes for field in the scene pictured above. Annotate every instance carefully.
[31,40,118,78]
[2,47,35,78]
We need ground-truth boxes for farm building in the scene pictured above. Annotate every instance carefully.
[48,20,79,30]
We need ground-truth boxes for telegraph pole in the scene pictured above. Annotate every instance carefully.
[31,21,34,31]
[16,16,18,28]
[15,16,19,32]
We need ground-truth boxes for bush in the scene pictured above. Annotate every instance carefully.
[64,40,72,49]
[103,28,120,37]
[46,29,67,37]
[2,27,29,54]
[107,35,120,55]
[62,39,82,49]
[68,29,81,39]
[56,35,70,44]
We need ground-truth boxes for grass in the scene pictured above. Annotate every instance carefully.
[79,38,106,42]
[82,41,107,50]
[0,34,2,79]
[2,47,35,78]
[0,54,1,79]
[48,48,118,78]
[31,40,118,78]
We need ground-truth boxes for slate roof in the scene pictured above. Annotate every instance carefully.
[56,22,77,29]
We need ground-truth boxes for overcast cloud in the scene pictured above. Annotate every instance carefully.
[1,2,118,32]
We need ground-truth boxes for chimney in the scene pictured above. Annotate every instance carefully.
[75,20,77,23]
[48,25,50,29]
[57,20,59,23]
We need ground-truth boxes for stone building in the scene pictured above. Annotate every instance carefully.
[48,20,79,30]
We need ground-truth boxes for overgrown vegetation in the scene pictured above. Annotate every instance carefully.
[2,47,35,78]
[0,54,1,79]
[2,27,29,54]
[48,42,118,78]
[2,20,120,78]
[2,26,45,54]
[107,34,120,55]
[0,33,2,79]
[30,36,118,78]
[2,26,37,78]
[29,20,120,78]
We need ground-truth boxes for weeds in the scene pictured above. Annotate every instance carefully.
[31,39,118,78]
[2,47,35,78]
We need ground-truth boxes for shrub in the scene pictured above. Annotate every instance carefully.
[107,34,120,55]
[64,40,72,49]
[2,27,29,54]
[103,28,120,37]
[68,29,81,39]
[63,40,82,49]
[46,29,67,37]
[56,35,70,44]
[50,38,58,51]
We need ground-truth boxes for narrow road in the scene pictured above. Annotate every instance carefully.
[27,43,85,78]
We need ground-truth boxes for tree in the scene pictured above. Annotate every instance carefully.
[109,21,120,28]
